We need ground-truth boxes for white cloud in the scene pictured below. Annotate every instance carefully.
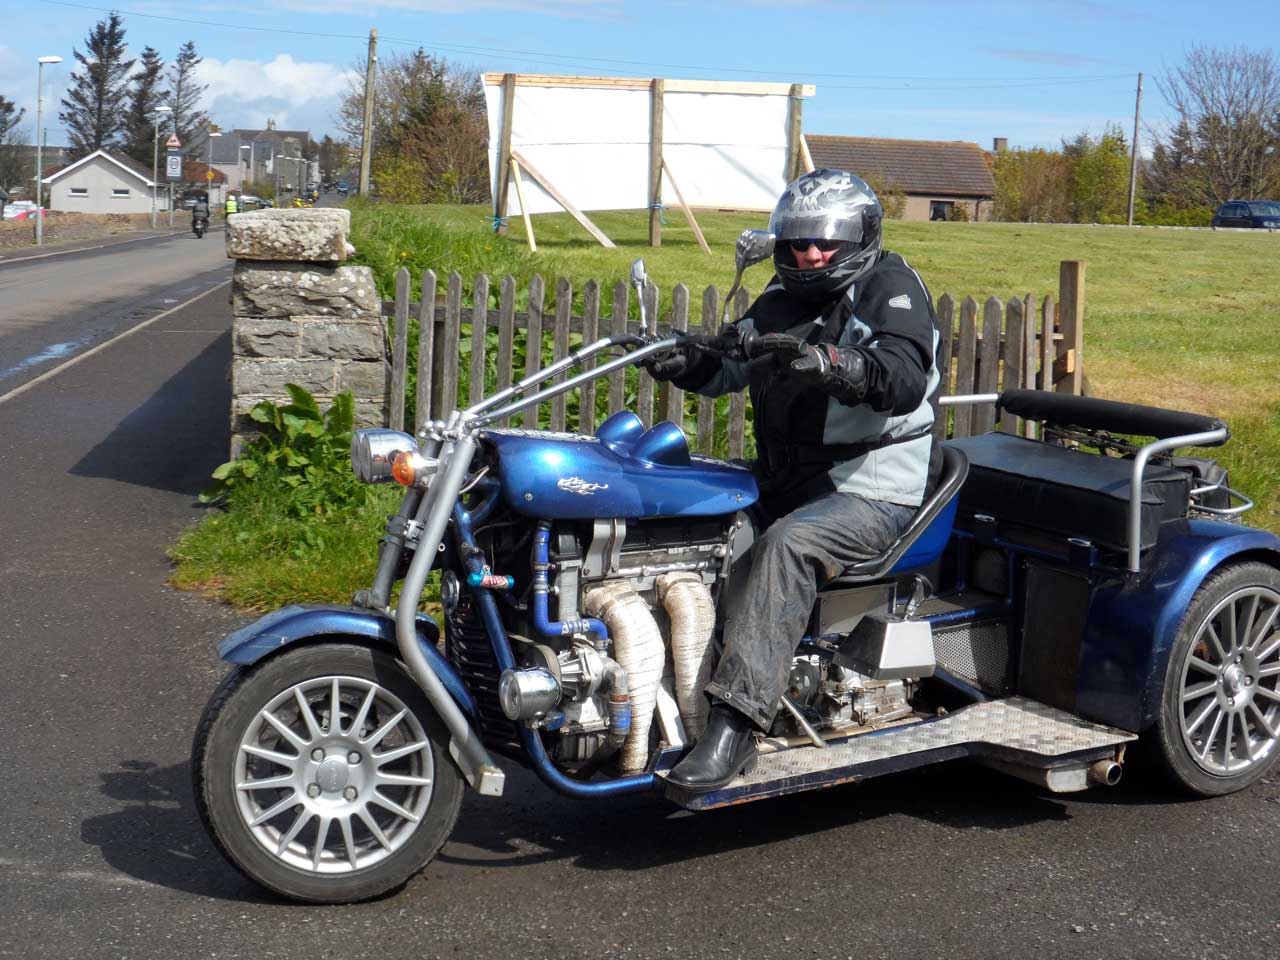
[196,53,358,136]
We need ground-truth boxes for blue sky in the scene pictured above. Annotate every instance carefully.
[3,0,1277,152]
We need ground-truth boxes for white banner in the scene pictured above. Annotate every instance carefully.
[484,76,812,217]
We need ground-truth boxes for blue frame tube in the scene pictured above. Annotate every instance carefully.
[452,500,655,797]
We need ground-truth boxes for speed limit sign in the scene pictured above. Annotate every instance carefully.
[166,151,182,181]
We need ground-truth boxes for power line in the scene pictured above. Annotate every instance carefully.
[39,0,1135,90]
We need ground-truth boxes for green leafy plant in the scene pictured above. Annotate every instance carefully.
[202,385,367,518]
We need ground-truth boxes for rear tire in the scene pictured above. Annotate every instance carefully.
[192,643,464,903]
[1153,561,1280,796]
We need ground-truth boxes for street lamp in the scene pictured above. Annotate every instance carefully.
[35,55,63,247]
[150,105,172,229]
[206,130,221,207]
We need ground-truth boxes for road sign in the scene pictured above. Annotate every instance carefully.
[206,171,215,181]
[165,151,182,182]
[165,134,181,148]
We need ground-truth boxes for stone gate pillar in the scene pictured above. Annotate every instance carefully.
[225,208,386,456]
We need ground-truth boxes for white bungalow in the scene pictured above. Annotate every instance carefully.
[41,149,167,215]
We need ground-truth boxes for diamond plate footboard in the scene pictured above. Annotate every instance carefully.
[663,697,1136,810]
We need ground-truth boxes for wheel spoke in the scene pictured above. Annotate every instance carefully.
[237,773,295,792]
[1186,698,1217,736]
[1182,681,1217,703]
[1259,664,1280,678]
[312,816,331,870]
[241,743,299,767]
[262,709,309,751]
[1198,710,1224,761]
[329,679,342,735]
[1246,606,1278,653]
[356,809,392,851]
[349,686,376,738]
[1225,600,1241,654]
[1188,656,1218,676]
[249,794,298,827]
[1254,687,1280,704]
[361,708,408,750]
[339,815,358,868]
[373,740,429,765]
[376,771,433,788]
[369,790,420,824]
[276,808,313,856]
[1255,632,1280,664]
[1239,713,1256,762]
[1237,595,1260,652]
[1206,621,1230,663]
[1247,702,1277,740]
[294,687,324,741]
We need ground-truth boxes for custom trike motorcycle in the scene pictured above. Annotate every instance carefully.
[193,236,1280,903]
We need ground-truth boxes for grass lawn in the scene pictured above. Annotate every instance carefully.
[171,202,1280,612]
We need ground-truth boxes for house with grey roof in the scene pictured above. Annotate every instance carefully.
[805,135,997,222]
[194,121,316,193]
[40,149,165,214]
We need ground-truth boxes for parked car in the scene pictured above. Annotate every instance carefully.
[2,200,40,220]
[1211,200,1280,229]
[237,195,273,210]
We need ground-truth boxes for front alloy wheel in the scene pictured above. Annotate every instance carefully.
[193,644,464,902]
[1157,562,1280,796]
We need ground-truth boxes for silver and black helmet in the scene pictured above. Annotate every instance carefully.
[769,168,883,301]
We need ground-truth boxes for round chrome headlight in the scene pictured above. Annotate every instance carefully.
[351,429,418,483]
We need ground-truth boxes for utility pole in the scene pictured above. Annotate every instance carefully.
[359,29,377,196]
[1126,72,1143,227]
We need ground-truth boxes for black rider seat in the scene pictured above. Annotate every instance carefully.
[821,445,969,589]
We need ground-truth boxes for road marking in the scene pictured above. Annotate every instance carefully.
[0,857,152,888]
[0,279,230,407]
[0,334,96,383]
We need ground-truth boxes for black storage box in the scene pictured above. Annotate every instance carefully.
[945,433,1191,554]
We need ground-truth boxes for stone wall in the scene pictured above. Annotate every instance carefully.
[227,208,387,455]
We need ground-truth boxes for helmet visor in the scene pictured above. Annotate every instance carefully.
[769,208,868,245]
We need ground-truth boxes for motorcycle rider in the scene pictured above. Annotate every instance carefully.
[192,195,210,235]
[648,168,940,792]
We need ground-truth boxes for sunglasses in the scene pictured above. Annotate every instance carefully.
[786,238,843,252]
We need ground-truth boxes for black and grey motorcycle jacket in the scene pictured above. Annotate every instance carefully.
[674,251,940,518]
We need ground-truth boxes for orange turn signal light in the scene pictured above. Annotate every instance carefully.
[391,451,417,486]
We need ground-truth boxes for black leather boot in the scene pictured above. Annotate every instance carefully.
[667,703,758,793]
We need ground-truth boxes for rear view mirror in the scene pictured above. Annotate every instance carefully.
[629,258,648,289]
[735,230,775,272]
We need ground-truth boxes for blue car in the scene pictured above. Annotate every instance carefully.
[1212,199,1280,229]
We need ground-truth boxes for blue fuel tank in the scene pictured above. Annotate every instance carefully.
[481,412,759,519]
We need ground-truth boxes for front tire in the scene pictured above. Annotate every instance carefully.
[1154,561,1280,796]
[192,643,464,903]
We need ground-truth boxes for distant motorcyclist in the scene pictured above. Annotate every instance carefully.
[192,196,210,237]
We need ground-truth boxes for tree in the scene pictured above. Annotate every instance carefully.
[0,94,27,194]
[1064,124,1131,223]
[992,147,1073,222]
[166,41,208,152]
[59,13,135,159]
[337,49,489,204]
[1153,46,1280,205]
[122,47,165,166]
[318,134,351,181]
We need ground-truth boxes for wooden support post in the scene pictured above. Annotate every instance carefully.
[511,150,616,249]
[1057,260,1085,395]
[494,73,516,237]
[786,83,804,180]
[799,134,815,174]
[649,78,664,248]
[661,159,711,255]
[509,156,536,252]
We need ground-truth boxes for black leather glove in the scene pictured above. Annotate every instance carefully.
[744,331,809,364]
[642,333,697,382]
[788,343,870,403]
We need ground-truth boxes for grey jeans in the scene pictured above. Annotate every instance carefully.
[705,491,915,729]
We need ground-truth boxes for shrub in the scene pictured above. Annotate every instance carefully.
[201,385,367,518]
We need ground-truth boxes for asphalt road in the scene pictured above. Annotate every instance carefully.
[0,226,229,396]
[0,242,1277,959]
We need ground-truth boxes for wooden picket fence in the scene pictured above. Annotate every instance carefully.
[381,260,1085,455]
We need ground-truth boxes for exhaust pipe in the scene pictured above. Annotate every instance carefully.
[1088,758,1123,787]
[657,572,716,739]
[981,756,1123,793]
[585,581,665,774]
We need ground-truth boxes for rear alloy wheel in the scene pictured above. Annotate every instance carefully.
[1156,562,1280,796]
[193,644,464,903]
